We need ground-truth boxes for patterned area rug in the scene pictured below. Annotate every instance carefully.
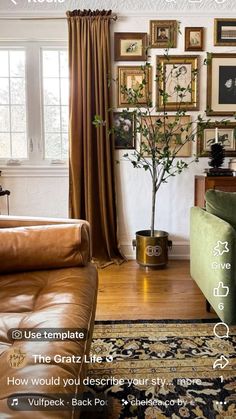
[84,320,236,419]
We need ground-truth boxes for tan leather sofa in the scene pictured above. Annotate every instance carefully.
[0,216,98,418]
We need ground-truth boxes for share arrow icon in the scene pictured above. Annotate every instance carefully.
[213,355,229,370]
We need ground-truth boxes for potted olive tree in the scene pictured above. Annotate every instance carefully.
[95,52,219,268]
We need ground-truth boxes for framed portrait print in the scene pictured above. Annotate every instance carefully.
[197,122,236,157]
[117,66,152,107]
[207,53,236,116]
[156,56,199,111]
[185,27,204,51]
[141,115,192,157]
[150,20,177,48]
[214,19,236,46]
[114,112,136,149]
[114,33,148,61]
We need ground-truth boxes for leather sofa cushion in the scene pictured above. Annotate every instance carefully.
[0,264,98,415]
[0,223,90,274]
[206,189,236,230]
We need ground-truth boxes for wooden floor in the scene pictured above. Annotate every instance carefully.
[95,260,217,321]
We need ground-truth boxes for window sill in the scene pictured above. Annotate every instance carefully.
[0,165,69,178]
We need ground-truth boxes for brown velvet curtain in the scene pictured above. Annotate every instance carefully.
[67,9,124,268]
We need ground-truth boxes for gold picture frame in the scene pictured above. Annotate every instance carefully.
[141,115,192,157]
[214,19,236,46]
[197,122,236,157]
[117,66,152,107]
[150,20,177,48]
[206,53,236,116]
[114,33,148,61]
[185,27,204,51]
[156,55,199,111]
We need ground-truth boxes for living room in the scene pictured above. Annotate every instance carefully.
[0,0,236,418]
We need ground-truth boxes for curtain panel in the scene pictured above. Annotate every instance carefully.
[67,9,124,268]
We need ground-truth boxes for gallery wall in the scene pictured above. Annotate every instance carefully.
[0,7,235,259]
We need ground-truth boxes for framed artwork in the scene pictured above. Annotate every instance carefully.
[207,53,236,116]
[114,33,148,61]
[117,66,152,107]
[141,115,192,157]
[150,20,177,48]
[114,112,136,149]
[185,27,204,51]
[197,122,236,157]
[214,19,236,46]
[156,55,199,111]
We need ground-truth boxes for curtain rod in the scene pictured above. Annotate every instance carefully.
[0,15,118,21]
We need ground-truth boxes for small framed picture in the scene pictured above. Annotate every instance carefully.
[197,123,236,157]
[185,27,204,51]
[114,33,148,61]
[207,53,236,116]
[114,112,136,149]
[150,20,177,48]
[214,19,236,46]
[156,55,199,111]
[141,115,192,157]
[117,66,152,107]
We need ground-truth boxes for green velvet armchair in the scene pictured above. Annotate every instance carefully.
[190,189,236,325]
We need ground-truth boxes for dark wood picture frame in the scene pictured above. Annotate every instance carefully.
[150,20,177,48]
[185,27,204,51]
[206,53,236,116]
[114,112,136,149]
[214,19,236,46]
[114,33,148,61]
[197,122,236,157]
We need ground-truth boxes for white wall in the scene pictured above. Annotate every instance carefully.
[0,7,235,258]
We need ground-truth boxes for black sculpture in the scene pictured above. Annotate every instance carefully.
[208,143,225,169]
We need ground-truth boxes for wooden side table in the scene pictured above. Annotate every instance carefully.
[194,175,236,207]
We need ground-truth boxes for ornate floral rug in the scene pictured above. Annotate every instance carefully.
[84,320,236,419]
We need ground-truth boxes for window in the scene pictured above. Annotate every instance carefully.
[0,49,27,160]
[42,50,69,160]
[0,44,69,166]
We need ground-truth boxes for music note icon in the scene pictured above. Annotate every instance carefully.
[11,398,18,407]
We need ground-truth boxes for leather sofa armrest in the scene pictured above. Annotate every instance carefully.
[0,215,89,228]
[0,222,91,274]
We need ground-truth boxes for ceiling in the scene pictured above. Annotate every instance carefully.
[1,0,236,15]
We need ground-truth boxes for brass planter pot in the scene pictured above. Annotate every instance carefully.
[133,230,171,268]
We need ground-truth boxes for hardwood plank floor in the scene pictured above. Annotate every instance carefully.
[95,260,217,321]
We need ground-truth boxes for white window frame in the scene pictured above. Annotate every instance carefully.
[0,40,69,169]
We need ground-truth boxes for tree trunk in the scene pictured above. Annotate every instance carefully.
[151,173,157,237]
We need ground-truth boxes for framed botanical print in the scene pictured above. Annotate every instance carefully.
[156,56,199,111]
[214,19,236,46]
[117,66,152,107]
[150,20,177,48]
[114,112,136,149]
[197,122,236,157]
[141,115,192,157]
[114,33,148,61]
[207,53,236,116]
[185,27,204,51]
